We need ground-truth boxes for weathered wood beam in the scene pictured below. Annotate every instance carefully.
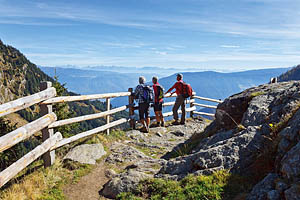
[42,92,131,104]
[128,88,135,129]
[162,106,196,117]
[106,98,111,135]
[164,92,196,98]
[0,87,56,117]
[163,99,195,107]
[193,96,223,103]
[193,103,217,109]
[0,132,62,188]
[0,113,57,153]
[193,111,215,117]
[51,118,127,150]
[48,106,127,128]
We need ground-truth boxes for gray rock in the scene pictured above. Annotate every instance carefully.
[63,144,106,165]
[170,130,185,137]
[156,132,163,137]
[159,126,264,178]
[284,184,300,200]
[151,127,167,134]
[126,130,141,138]
[241,94,273,127]
[281,141,300,182]
[100,170,151,199]
[247,173,279,200]
[267,190,280,200]
[105,169,117,178]
[105,142,150,164]
[276,181,288,192]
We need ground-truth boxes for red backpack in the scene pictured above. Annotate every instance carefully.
[180,82,193,98]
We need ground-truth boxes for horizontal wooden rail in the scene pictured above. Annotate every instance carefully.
[49,106,127,128]
[193,96,222,103]
[163,99,195,107]
[164,92,196,98]
[51,118,127,150]
[0,132,62,188]
[193,103,217,109]
[162,106,196,118]
[194,111,215,117]
[0,87,56,118]
[0,113,57,153]
[42,92,131,104]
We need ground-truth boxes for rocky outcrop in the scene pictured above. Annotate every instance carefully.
[64,144,106,165]
[155,81,300,199]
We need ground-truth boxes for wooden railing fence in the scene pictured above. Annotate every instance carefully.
[0,83,222,188]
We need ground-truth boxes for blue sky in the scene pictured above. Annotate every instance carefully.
[0,0,299,71]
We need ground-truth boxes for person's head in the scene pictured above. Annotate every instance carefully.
[176,73,183,81]
[152,76,158,84]
[139,76,146,84]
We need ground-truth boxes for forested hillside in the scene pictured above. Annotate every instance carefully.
[0,40,127,170]
[278,64,300,82]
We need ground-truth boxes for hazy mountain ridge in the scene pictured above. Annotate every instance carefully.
[41,66,289,107]
[159,68,290,101]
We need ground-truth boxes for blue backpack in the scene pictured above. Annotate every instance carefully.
[142,85,153,103]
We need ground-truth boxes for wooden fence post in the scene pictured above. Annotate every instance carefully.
[190,94,194,118]
[40,82,55,168]
[128,88,135,129]
[106,98,110,135]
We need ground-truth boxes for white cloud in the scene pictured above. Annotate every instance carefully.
[155,51,168,55]
[220,45,240,48]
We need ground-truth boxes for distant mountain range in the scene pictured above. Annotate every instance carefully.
[41,66,290,107]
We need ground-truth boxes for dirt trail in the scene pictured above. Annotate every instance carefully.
[63,119,207,199]
[63,161,109,200]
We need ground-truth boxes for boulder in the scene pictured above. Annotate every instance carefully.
[281,141,300,182]
[246,173,279,200]
[100,170,151,199]
[105,142,150,164]
[159,126,265,178]
[284,184,300,200]
[63,143,106,165]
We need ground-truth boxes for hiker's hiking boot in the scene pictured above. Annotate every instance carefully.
[180,121,185,125]
[140,127,149,133]
[150,122,160,128]
[160,121,165,127]
[172,121,180,125]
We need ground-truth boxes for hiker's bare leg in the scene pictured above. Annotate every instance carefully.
[146,117,150,126]
[181,100,186,123]
[173,97,181,121]
[159,111,164,123]
[155,111,160,123]
[140,119,146,128]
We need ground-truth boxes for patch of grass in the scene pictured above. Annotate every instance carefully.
[0,158,96,200]
[117,170,252,200]
[133,145,161,159]
[250,91,265,98]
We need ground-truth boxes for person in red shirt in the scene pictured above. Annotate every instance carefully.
[152,76,165,127]
[165,73,185,125]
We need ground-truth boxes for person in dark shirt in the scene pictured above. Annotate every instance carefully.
[152,76,164,127]
[165,73,185,125]
[134,76,152,132]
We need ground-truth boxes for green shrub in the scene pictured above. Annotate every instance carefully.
[117,170,251,200]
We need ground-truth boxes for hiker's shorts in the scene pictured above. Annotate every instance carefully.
[153,102,163,112]
[138,102,150,120]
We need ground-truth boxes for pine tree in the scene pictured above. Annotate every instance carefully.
[52,76,80,137]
